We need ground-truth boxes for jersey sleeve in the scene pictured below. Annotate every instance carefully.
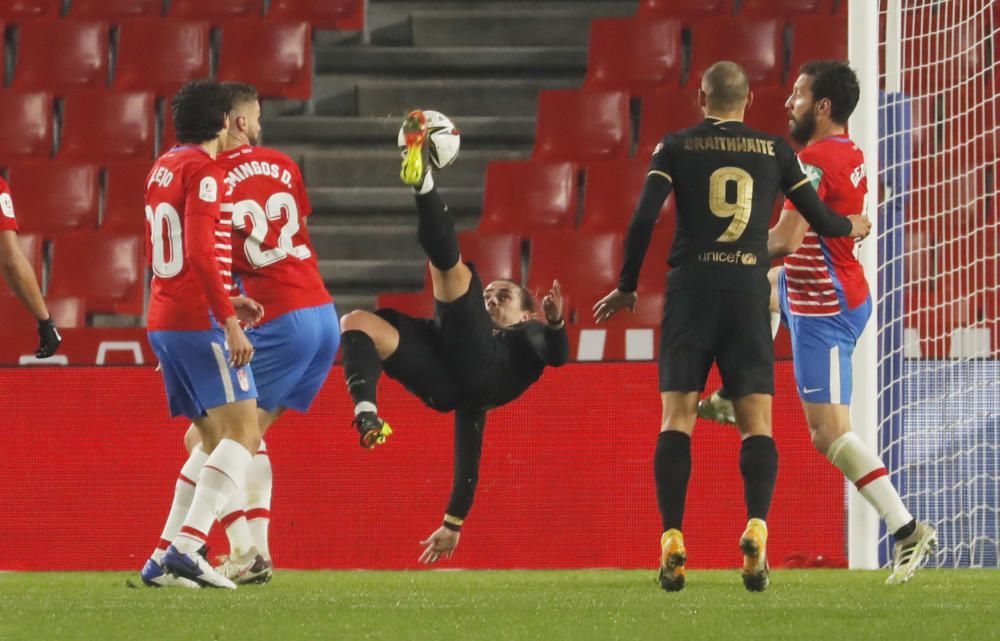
[183,163,236,323]
[776,138,812,194]
[616,137,675,292]
[293,163,312,217]
[782,146,828,212]
[184,162,224,221]
[0,178,18,232]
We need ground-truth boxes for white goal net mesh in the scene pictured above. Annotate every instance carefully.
[878,0,1000,567]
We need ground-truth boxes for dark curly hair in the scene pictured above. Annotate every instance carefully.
[799,60,860,125]
[171,79,231,144]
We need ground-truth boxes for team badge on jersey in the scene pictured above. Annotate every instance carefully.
[237,368,250,392]
[0,193,14,218]
[199,177,218,202]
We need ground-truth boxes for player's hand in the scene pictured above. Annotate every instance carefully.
[35,318,62,358]
[231,295,264,328]
[419,526,460,564]
[592,288,637,324]
[223,317,255,368]
[847,214,872,240]
[542,279,564,325]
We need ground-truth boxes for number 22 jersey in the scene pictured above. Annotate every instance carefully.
[216,144,331,324]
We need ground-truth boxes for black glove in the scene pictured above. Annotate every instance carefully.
[36,318,62,358]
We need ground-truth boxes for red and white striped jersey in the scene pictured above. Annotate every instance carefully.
[0,177,18,232]
[782,136,869,316]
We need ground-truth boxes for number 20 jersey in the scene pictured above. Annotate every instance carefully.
[216,144,331,323]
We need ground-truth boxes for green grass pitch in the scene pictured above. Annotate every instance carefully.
[2,569,997,641]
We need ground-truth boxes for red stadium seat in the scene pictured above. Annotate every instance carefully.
[478,160,578,233]
[114,20,210,97]
[168,0,262,22]
[788,15,848,85]
[739,0,834,17]
[0,0,58,21]
[744,85,792,137]
[584,17,682,94]
[526,231,622,303]
[375,291,434,318]
[637,87,704,156]
[217,20,312,100]
[0,91,52,163]
[688,17,784,87]
[636,228,674,294]
[68,0,162,18]
[12,21,109,92]
[47,296,86,328]
[581,159,675,232]
[533,89,630,162]
[456,231,522,283]
[637,0,731,23]
[49,232,143,315]
[103,160,154,234]
[268,0,364,32]
[7,161,100,236]
[60,90,155,162]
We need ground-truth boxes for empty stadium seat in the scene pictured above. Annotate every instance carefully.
[788,15,848,83]
[581,159,675,232]
[68,0,162,18]
[637,87,704,156]
[217,20,312,100]
[533,89,630,162]
[13,21,109,92]
[60,91,155,162]
[48,232,143,315]
[688,17,784,87]
[526,231,622,302]
[744,85,792,137]
[114,20,210,97]
[375,291,434,318]
[268,0,364,31]
[0,0,58,21]
[103,160,154,234]
[7,161,100,236]
[47,296,86,328]
[478,160,578,232]
[456,231,522,283]
[638,0,731,22]
[0,91,52,163]
[168,0,262,22]
[584,17,682,94]
[739,0,834,17]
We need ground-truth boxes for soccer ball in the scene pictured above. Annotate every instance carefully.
[397,110,461,169]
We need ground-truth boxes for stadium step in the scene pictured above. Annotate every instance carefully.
[309,224,482,262]
[315,46,587,75]
[319,259,427,290]
[264,115,535,148]
[308,186,482,218]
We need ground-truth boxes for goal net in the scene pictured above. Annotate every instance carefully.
[876,0,1000,567]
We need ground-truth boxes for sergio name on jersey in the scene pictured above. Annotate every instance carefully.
[781,136,869,316]
[217,145,331,323]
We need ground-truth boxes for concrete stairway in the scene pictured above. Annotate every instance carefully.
[264,0,638,312]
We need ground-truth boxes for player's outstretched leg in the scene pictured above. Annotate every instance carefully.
[340,313,397,448]
[886,521,937,584]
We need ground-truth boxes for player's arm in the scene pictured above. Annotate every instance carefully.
[767,209,810,258]
[0,230,60,358]
[778,139,869,239]
[541,279,569,367]
[594,141,674,323]
[419,409,487,564]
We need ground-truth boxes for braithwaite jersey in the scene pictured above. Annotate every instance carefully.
[217,144,331,323]
[0,178,18,232]
[145,145,235,331]
[782,136,869,316]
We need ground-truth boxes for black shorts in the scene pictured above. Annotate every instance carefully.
[658,287,774,397]
[376,264,496,411]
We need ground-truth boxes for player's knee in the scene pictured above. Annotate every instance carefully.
[340,310,372,333]
[183,424,201,453]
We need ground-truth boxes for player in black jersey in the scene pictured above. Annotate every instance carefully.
[592,61,871,593]
[338,111,569,564]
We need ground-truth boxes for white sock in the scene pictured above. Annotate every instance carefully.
[174,439,253,554]
[826,432,913,533]
[245,440,273,560]
[770,311,781,340]
[152,444,208,562]
[219,480,256,561]
[354,401,377,416]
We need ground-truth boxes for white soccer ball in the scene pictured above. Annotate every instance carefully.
[397,110,461,169]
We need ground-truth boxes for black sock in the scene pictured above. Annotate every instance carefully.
[415,188,460,271]
[893,519,917,542]
[740,435,779,521]
[654,431,692,532]
[341,330,382,408]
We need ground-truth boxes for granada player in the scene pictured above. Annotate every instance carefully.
[189,82,339,583]
[704,61,936,583]
[0,177,61,358]
[141,80,262,589]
